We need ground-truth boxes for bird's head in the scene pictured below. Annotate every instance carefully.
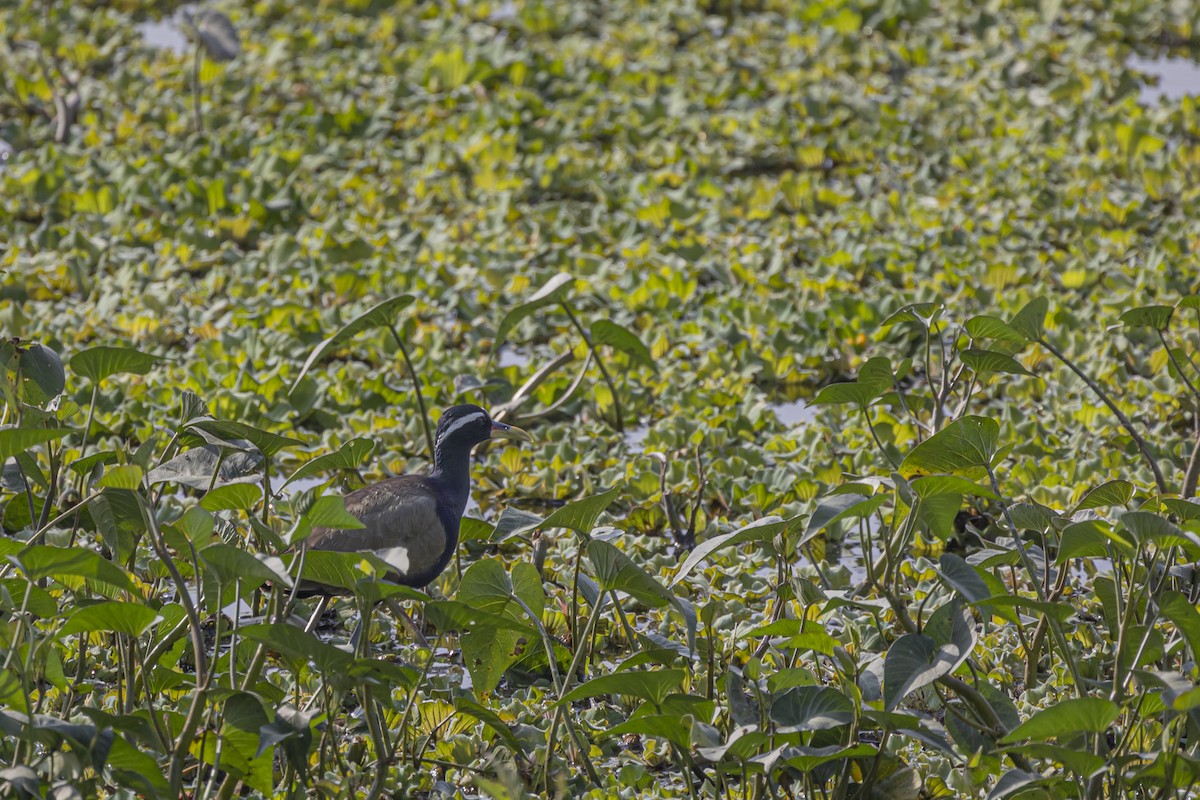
[434,404,533,453]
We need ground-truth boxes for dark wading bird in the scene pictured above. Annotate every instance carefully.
[297,404,532,647]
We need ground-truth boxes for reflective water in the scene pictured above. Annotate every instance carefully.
[771,398,817,427]
[624,423,650,449]
[496,346,530,368]
[1127,54,1200,104]
[139,18,188,55]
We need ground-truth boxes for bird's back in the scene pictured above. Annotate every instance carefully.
[304,475,460,590]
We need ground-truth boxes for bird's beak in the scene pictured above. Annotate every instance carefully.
[490,420,533,443]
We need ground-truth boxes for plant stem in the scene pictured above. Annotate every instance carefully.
[561,303,625,431]
[192,46,203,133]
[1037,336,1167,493]
[387,323,435,460]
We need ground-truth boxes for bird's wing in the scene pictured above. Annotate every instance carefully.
[306,478,450,582]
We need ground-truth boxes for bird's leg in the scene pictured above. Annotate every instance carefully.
[304,596,330,633]
[383,597,429,648]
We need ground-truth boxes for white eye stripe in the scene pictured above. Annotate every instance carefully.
[437,412,487,441]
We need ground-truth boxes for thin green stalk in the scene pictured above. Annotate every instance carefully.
[386,323,435,460]
[985,463,1085,697]
[1037,336,1167,493]
[399,634,442,767]
[191,45,203,133]
[561,303,625,431]
[861,407,898,469]
[542,590,607,790]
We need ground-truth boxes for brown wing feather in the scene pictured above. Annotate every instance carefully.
[307,477,449,582]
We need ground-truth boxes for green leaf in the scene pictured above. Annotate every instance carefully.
[805,493,886,539]
[959,348,1031,376]
[911,476,998,499]
[423,599,534,636]
[937,554,990,603]
[965,316,1027,344]
[214,692,273,794]
[0,579,56,618]
[759,743,878,773]
[672,516,796,586]
[605,713,694,749]
[281,438,375,490]
[558,669,685,708]
[199,545,292,588]
[14,546,137,594]
[106,736,170,795]
[589,540,675,610]
[240,623,355,675]
[1000,698,1119,743]
[590,320,654,368]
[0,711,113,774]
[454,697,527,757]
[899,416,999,480]
[457,558,525,618]
[589,540,696,652]
[61,602,160,637]
[531,483,623,535]
[1119,305,1174,331]
[185,419,302,458]
[0,428,77,463]
[425,595,538,693]
[292,551,425,602]
[883,630,968,711]
[19,343,65,404]
[983,595,1075,623]
[1159,592,1200,660]
[291,294,416,390]
[70,346,161,383]
[1009,296,1048,340]
[1008,502,1056,533]
[1163,498,1200,522]
[494,273,574,349]
[770,686,854,732]
[811,381,888,410]
[200,483,261,512]
[881,303,942,329]
[912,493,964,540]
[1074,480,1134,511]
[94,464,144,490]
[1055,520,1132,563]
[1121,512,1200,558]
[304,496,366,530]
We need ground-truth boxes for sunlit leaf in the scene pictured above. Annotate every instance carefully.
[1009,296,1048,340]
[1119,305,1174,331]
[281,438,375,490]
[1074,480,1134,511]
[558,669,685,708]
[999,698,1119,743]
[770,686,854,732]
[494,273,574,349]
[0,428,77,463]
[60,602,160,637]
[960,348,1031,376]
[19,343,65,404]
[899,416,999,480]
[70,346,161,383]
[291,294,416,390]
[590,320,654,368]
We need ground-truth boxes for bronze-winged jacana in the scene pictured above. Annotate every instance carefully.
[298,404,532,645]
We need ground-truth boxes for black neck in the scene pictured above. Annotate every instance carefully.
[431,441,472,516]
